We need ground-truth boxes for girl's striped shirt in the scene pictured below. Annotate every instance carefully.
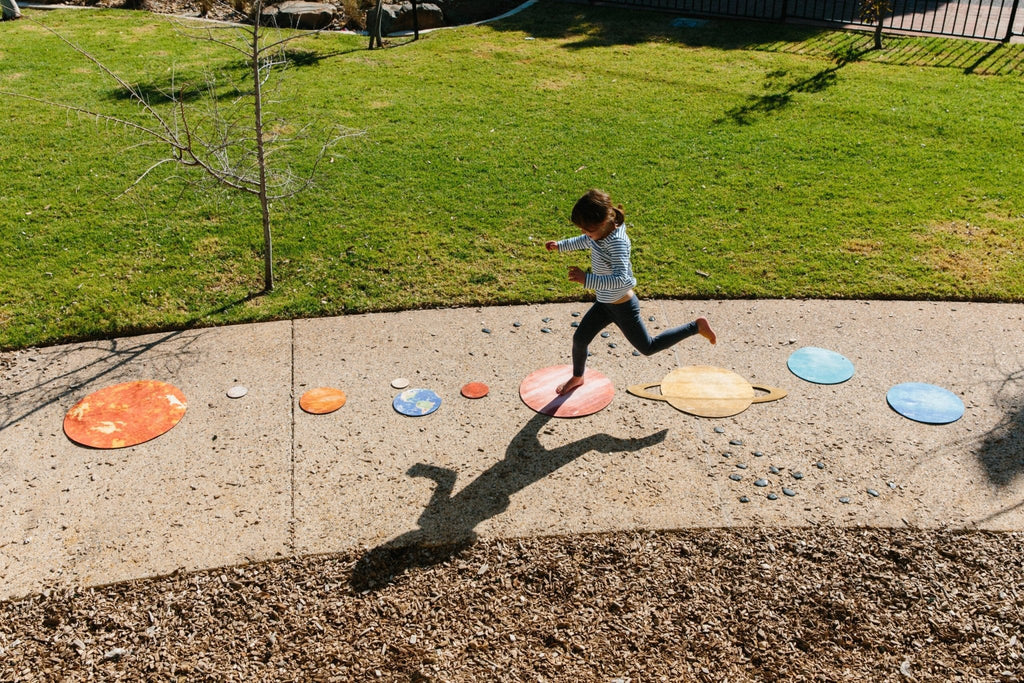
[556,224,637,303]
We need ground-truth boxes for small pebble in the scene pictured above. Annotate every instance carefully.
[730,474,742,482]
[839,496,851,504]
[792,472,804,480]
[482,328,491,334]
[783,488,796,497]
[816,462,826,469]
[888,481,897,489]
[739,496,750,503]
[571,322,579,328]
[542,317,552,323]
[513,321,522,327]
[769,465,780,474]
[729,439,743,446]
[649,316,656,322]
[867,488,880,497]
[608,343,617,348]
[767,493,779,500]
[753,451,764,457]
[736,463,747,469]
[541,327,551,333]
[572,312,581,317]
[714,427,726,434]
[722,452,732,458]
[601,332,611,338]
[632,351,641,356]
[754,478,768,487]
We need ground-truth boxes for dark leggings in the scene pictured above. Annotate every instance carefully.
[572,296,698,377]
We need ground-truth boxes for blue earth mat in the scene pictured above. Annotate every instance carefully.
[393,388,442,416]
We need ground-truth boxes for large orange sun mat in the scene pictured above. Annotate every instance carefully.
[63,380,187,449]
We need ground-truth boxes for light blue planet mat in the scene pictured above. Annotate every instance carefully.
[886,382,965,424]
[787,346,855,385]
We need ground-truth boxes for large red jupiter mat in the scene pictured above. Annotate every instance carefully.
[519,365,614,418]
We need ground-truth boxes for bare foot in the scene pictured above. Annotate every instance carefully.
[697,317,717,345]
[556,375,585,395]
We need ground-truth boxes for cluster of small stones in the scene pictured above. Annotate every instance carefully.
[711,425,894,506]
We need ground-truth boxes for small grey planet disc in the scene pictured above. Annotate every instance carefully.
[391,378,410,390]
[227,385,248,399]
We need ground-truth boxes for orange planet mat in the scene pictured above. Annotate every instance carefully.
[519,365,614,418]
[63,380,187,449]
[299,387,347,414]
[461,382,490,399]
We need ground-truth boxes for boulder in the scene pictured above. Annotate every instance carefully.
[367,1,444,35]
[1,0,21,21]
[260,1,336,30]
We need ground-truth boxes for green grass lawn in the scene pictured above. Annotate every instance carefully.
[2,2,1023,350]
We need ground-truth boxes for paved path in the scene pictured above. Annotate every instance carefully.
[2,299,1023,600]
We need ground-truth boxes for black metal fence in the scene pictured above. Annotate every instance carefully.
[587,0,1024,41]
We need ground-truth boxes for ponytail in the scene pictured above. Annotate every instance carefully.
[612,204,625,227]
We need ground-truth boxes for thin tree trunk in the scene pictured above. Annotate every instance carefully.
[251,17,274,292]
[369,0,384,49]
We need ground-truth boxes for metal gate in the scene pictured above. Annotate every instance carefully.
[586,0,1024,41]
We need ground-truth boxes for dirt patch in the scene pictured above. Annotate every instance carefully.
[2,527,1021,681]
[917,221,1014,286]
[841,238,884,257]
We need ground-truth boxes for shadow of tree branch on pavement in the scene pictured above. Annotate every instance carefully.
[349,411,668,592]
[975,369,1024,490]
[0,292,263,433]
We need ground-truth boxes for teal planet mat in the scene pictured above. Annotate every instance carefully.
[787,346,855,385]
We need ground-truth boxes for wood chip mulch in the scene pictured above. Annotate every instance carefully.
[2,527,1022,681]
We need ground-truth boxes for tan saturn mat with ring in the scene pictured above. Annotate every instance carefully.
[628,365,786,418]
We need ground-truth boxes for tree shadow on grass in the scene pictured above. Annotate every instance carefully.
[717,45,865,125]
[349,410,668,592]
[104,45,362,104]
[488,2,1024,76]
[487,2,843,51]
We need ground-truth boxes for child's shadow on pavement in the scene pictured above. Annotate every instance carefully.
[349,411,668,592]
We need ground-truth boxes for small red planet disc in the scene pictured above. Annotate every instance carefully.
[461,382,489,399]
[63,380,187,449]
[299,387,347,414]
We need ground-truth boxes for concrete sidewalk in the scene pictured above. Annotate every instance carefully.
[2,299,1023,600]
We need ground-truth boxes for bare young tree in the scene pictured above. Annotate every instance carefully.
[1,0,361,291]
[859,0,893,50]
